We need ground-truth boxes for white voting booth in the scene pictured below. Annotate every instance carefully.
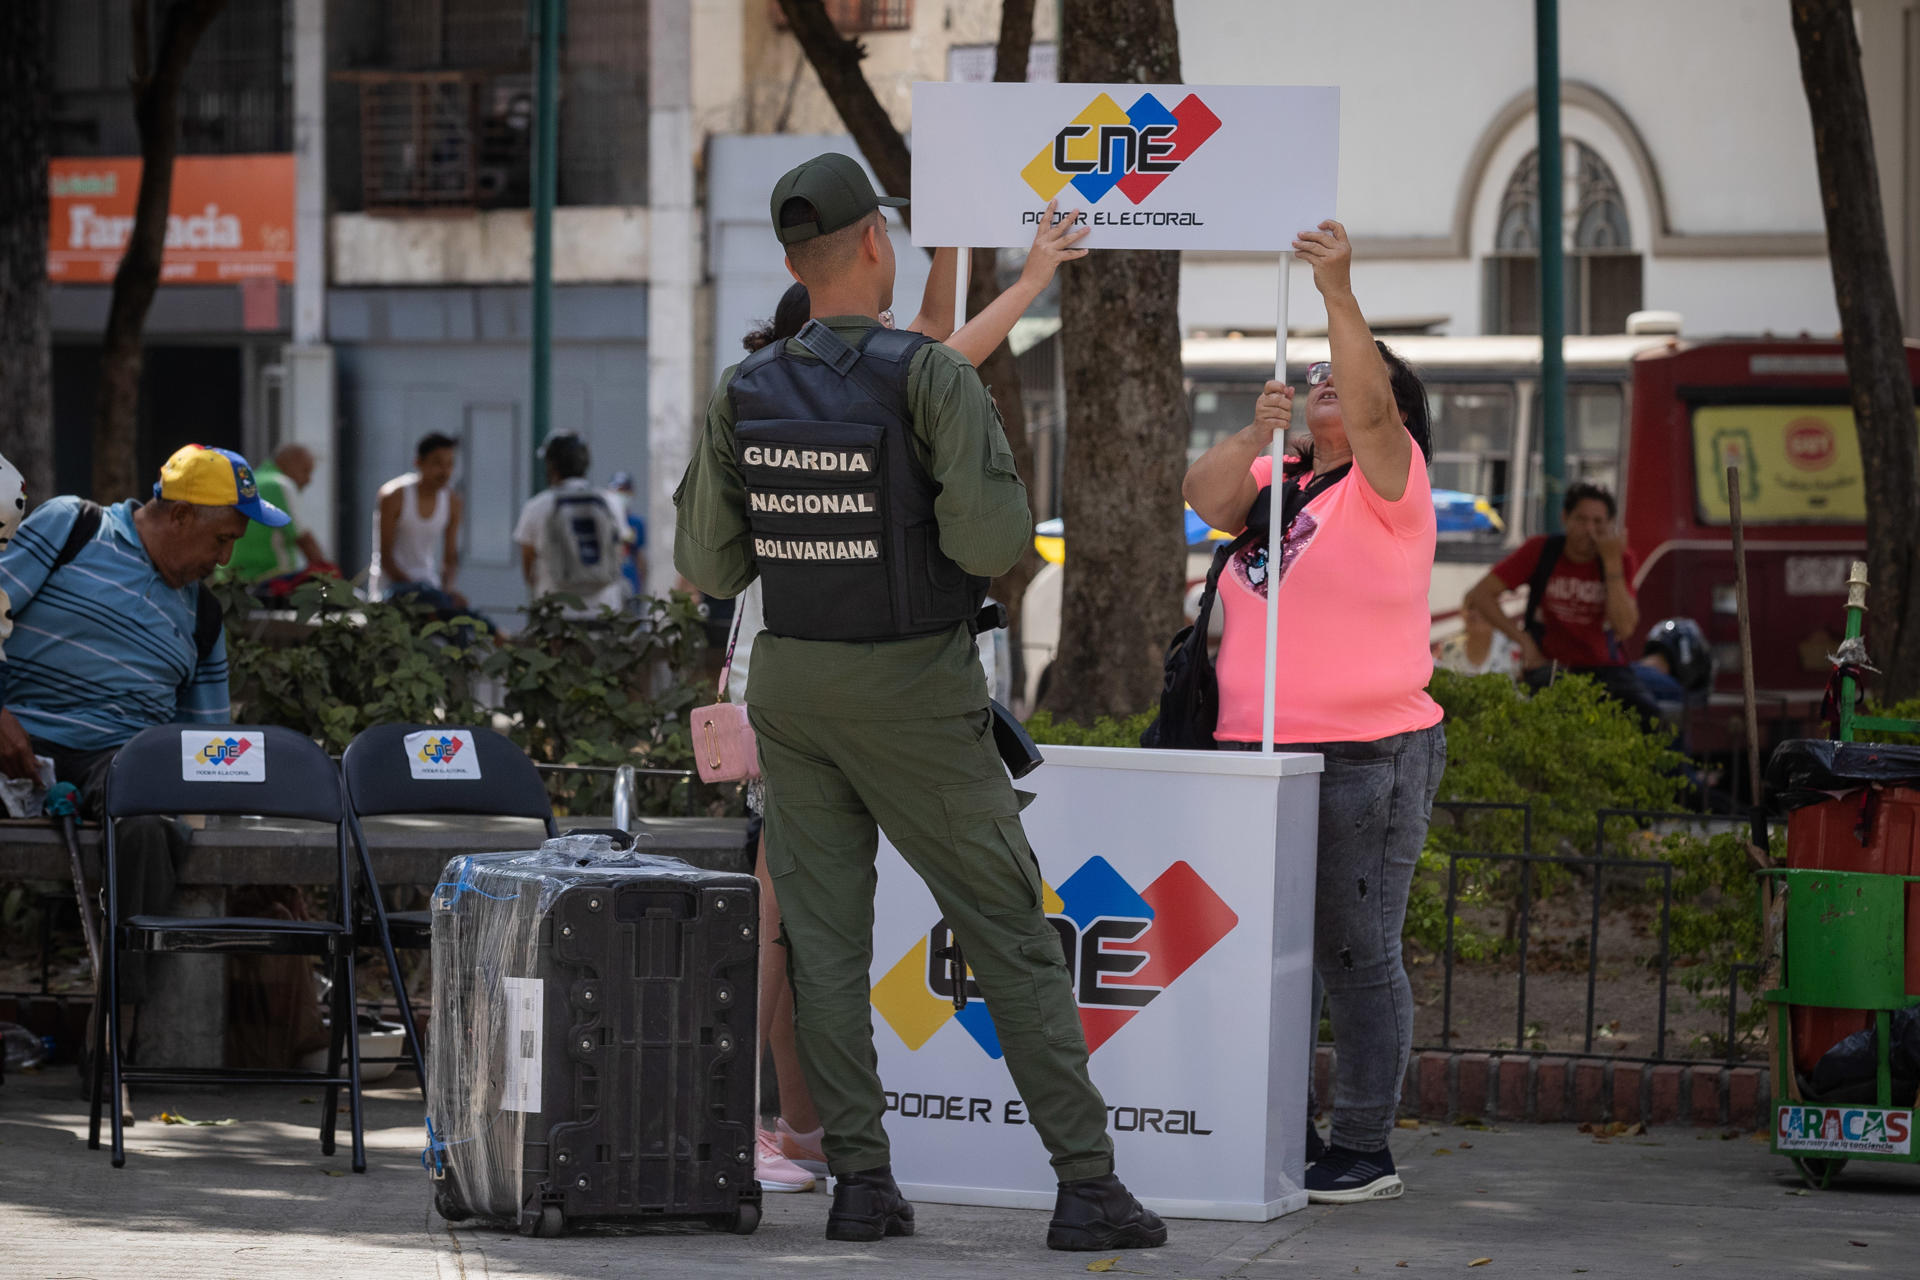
[867,82,1340,1220]
[873,746,1321,1219]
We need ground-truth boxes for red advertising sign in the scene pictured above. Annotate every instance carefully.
[49,154,295,285]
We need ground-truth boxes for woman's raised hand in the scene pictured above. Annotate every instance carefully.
[1019,199,1092,290]
[1293,219,1353,300]
[1253,379,1294,445]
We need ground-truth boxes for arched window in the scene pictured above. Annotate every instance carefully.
[1485,142,1643,334]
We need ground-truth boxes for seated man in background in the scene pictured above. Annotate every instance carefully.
[1462,481,1661,727]
[0,445,286,1050]
[224,443,338,598]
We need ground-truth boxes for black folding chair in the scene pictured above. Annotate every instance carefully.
[89,725,365,1171]
[340,724,559,1089]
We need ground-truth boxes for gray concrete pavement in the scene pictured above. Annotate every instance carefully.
[3,1069,1916,1280]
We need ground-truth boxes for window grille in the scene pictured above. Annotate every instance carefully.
[350,72,483,212]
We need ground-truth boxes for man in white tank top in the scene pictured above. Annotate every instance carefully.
[372,432,472,621]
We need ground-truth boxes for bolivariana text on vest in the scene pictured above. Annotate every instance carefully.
[741,445,873,473]
[753,537,882,561]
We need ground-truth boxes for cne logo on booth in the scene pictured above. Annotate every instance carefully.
[1021,91,1222,207]
[872,855,1238,1059]
[196,736,253,767]
[417,735,465,765]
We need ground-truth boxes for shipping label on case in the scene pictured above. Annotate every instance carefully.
[180,730,266,782]
[502,976,543,1114]
[405,729,482,780]
[1776,1103,1912,1155]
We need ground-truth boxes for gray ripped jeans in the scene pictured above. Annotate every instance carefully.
[1232,723,1447,1150]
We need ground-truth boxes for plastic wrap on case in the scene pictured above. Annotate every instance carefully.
[425,835,762,1235]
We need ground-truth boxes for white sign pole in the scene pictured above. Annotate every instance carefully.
[953,248,970,337]
[1261,259,1288,754]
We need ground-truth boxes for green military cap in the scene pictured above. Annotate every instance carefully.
[770,152,908,245]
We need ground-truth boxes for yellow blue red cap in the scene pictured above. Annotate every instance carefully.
[152,445,290,527]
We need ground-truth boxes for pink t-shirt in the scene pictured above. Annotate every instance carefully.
[1214,450,1443,745]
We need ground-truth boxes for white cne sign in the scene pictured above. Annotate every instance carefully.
[179,729,266,782]
[405,728,483,780]
[909,82,1338,251]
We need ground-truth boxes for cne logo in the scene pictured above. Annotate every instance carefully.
[872,855,1237,1058]
[1021,91,1222,206]
[417,735,464,765]
[196,736,253,767]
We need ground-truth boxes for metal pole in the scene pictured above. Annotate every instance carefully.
[1728,466,1762,807]
[531,0,562,466]
[1261,258,1289,753]
[1535,0,1567,535]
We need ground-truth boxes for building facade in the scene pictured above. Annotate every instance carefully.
[40,0,1920,613]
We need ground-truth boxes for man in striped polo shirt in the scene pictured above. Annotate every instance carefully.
[0,445,288,1016]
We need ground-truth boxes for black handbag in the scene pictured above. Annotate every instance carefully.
[1141,464,1350,749]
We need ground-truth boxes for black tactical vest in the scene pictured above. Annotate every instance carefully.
[728,321,988,643]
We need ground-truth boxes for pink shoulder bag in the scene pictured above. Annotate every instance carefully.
[690,602,760,783]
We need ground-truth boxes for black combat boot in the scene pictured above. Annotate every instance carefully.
[825,1165,915,1241]
[1046,1173,1168,1251]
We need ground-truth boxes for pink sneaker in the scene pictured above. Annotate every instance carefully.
[778,1118,828,1176]
[756,1128,816,1193]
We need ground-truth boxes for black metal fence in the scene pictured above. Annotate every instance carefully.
[1417,800,1762,1066]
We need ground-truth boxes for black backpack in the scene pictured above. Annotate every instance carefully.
[1141,464,1350,750]
[1520,534,1622,663]
[50,501,225,665]
[1520,534,1567,645]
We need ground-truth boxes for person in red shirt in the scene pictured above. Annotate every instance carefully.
[1464,482,1659,723]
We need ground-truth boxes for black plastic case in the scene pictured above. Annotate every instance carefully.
[425,836,762,1236]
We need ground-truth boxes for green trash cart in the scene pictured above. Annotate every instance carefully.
[1762,867,1920,1188]
[1763,559,1920,1189]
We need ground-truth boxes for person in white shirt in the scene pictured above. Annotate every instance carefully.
[513,433,632,620]
[1435,603,1521,678]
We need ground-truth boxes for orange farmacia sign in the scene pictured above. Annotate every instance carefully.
[49,154,294,285]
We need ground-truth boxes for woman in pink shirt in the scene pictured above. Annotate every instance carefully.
[1184,221,1447,1206]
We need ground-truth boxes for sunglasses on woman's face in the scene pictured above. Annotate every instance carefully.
[1306,361,1332,386]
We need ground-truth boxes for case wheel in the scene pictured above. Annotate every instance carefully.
[729,1202,761,1235]
[533,1205,567,1237]
[432,1187,472,1223]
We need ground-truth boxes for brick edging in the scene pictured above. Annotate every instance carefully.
[1313,1046,1770,1130]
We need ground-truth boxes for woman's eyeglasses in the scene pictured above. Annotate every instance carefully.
[1306,361,1332,386]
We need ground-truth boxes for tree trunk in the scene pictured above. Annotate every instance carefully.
[91,0,228,503]
[772,0,911,205]
[1791,0,1920,701]
[0,1,54,502]
[1043,0,1188,722]
[776,0,1044,697]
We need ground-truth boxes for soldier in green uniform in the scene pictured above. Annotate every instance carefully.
[674,153,1164,1253]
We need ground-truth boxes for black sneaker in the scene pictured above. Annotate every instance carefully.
[1304,1144,1403,1204]
[1306,1120,1328,1166]
[825,1165,914,1241]
[1046,1173,1168,1251]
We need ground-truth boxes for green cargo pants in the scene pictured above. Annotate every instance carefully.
[750,705,1115,1183]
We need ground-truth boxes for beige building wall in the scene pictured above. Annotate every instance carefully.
[734,0,1057,137]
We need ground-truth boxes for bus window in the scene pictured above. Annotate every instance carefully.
[1429,384,1515,535]
[1527,382,1627,519]
[1691,404,1918,524]
[1188,383,1274,465]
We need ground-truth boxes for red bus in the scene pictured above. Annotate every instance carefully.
[1624,339,1920,696]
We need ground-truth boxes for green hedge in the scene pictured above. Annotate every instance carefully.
[210,576,717,816]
